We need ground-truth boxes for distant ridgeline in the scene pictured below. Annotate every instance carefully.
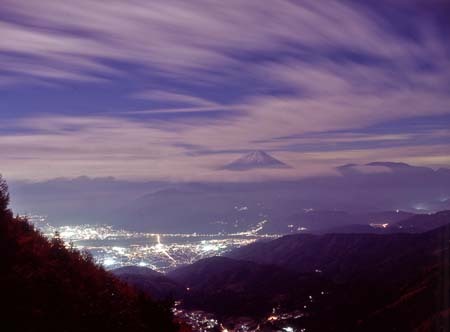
[0,175,178,332]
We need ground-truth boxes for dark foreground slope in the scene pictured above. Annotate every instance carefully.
[168,256,332,318]
[112,266,184,301]
[225,213,450,331]
[0,178,177,332]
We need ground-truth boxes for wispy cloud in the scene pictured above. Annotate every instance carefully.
[1,1,447,83]
[0,1,449,181]
[126,90,239,114]
[131,90,218,107]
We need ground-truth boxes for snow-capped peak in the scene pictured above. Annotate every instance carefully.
[223,150,291,171]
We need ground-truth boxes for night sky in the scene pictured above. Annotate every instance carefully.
[1,0,449,182]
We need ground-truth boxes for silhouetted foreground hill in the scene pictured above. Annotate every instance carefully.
[0,177,177,332]
[112,266,184,301]
[167,256,332,318]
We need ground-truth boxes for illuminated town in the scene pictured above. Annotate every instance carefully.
[173,302,312,332]
[25,214,278,272]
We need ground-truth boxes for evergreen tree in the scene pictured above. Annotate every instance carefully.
[0,174,10,216]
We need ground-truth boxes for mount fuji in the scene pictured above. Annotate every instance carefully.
[223,150,291,171]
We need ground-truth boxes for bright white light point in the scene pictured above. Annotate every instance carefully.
[283,327,294,332]
[202,243,219,252]
[112,246,126,254]
[60,230,75,238]
[154,234,176,262]
[138,261,148,267]
[103,257,117,267]
[155,234,164,250]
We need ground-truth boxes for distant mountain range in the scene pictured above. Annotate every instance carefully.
[227,213,449,283]
[222,150,291,171]
[9,161,450,233]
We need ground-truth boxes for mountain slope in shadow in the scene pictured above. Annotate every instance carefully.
[227,211,450,283]
[112,266,184,301]
[167,256,331,318]
[0,177,177,332]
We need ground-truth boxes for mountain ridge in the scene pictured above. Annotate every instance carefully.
[222,150,291,171]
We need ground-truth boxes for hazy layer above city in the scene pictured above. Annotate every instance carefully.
[10,160,450,233]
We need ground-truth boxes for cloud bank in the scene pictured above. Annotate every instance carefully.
[0,0,449,181]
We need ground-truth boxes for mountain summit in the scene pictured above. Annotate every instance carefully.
[223,150,291,171]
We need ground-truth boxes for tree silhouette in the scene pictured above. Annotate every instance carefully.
[0,174,10,214]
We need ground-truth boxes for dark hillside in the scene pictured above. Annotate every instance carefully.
[168,256,332,318]
[228,211,450,284]
[0,176,177,332]
[112,266,184,301]
[226,214,450,331]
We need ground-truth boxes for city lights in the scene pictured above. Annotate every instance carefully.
[26,215,277,272]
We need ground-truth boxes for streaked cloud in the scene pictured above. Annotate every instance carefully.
[0,1,449,181]
[132,90,218,107]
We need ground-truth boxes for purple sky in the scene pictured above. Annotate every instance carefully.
[0,0,449,182]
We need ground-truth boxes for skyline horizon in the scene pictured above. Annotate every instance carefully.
[5,157,450,183]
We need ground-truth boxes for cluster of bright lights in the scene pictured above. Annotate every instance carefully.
[369,223,389,229]
[173,305,220,332]
[26,215,276,272]
[174,304,309,332]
